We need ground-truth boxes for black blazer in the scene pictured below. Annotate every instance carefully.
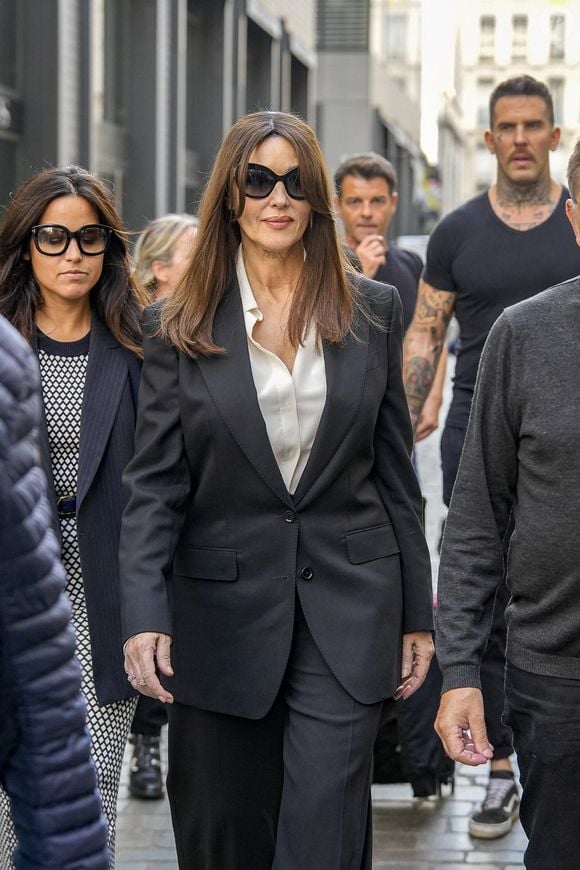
[120,277,433,718]
[34,313,141,705]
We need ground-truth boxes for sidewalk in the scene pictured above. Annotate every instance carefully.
[116,356,527,868]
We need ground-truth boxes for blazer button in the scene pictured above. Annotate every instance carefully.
[301,566,313,581]
[284,510,296,523]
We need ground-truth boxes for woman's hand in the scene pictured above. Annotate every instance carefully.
[394,631,434,700]
[124,631,174,703]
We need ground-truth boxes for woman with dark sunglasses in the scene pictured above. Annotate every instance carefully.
[120,111,434,870]
[0,165,148,868]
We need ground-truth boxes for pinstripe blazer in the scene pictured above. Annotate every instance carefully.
[120,278,433,718]
[34,313,141,705]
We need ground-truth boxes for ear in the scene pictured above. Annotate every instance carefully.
[565,198,580,246]
[334,194,343,216]
[390,191,399,213]
[550,126,561,151]
[484,129,495,155]
[151,259,169,285]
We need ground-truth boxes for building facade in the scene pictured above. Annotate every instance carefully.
[316,0,429,237]
[459,0,580,201]
[0,0,316,229]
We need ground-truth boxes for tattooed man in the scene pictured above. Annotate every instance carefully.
[403,75,580,840]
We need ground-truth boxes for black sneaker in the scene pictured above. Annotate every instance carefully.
[128,734,164,800]
[469,773,520,839]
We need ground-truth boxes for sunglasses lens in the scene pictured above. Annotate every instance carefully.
[285,168,303,199]
[36,226,68,253]
[246,167,273,198]
[79,226,109,254]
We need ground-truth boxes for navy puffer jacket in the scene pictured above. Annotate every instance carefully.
[0,316,108,869]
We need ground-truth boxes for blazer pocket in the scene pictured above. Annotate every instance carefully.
[172,546,238,582]
[345,523,400,564]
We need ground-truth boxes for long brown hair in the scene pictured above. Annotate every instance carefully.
[161,111,357,357]
[0,165,147,357]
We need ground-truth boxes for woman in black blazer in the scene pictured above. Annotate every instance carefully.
[120,112,434,870]
[0,166,145,866]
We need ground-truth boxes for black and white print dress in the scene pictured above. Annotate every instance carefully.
[0,332,136,870]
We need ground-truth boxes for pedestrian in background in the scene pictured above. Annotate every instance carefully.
[132,213,199,302]
[0,313,109,870]
[403,75,580,839]
[435,139,580,870]
[126,212,199,801]
[119,110,434,870]
[335,151,451,797]
[0,165,146,867]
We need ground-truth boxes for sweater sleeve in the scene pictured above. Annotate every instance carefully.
[436,313,519,692]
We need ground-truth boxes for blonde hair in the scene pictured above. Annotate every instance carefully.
[133,213,199,296]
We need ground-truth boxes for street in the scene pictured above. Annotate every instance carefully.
[116,357,527,869]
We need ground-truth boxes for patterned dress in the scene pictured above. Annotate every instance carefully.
[0,332,136,870]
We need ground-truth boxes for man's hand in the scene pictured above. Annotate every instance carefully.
[394,631,434,700]
[435,687,494,766]
[355,234,387,278]
[124,631,174,703]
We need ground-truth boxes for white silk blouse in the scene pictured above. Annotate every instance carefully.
[236,247,327,494]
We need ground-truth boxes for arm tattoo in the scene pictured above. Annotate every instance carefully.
[403,282,455,428]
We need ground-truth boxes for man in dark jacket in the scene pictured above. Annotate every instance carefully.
[0,314,108,869]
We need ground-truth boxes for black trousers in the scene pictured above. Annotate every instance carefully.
[441,424,513,758]
[504,663,580,870]
[131,694,168,736]
[166,599,382,870]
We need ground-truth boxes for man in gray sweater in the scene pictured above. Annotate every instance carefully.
[435,139,580,869]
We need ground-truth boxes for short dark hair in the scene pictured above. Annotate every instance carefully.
[334,153,398,197]
[489,75,554,128]
[567,139,580,202]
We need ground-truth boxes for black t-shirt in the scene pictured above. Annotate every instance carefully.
[374,246,423,334]
[345,244,422,334]
[424,189,580,428]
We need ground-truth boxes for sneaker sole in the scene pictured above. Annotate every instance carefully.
[468,806,519,840]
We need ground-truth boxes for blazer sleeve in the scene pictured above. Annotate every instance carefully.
[369,283,434,633]
[119,305,191,641]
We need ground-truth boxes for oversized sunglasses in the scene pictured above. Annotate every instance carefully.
[30,223,113,256]
[244,163,305,200]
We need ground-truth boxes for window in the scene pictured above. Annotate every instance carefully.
[387,14,407,62]
[479,16,495,62]
[512,15,527,62]
[548,78,564,125]
[477,79,494,127]
[550,15,565,61]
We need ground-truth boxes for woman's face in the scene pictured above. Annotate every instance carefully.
[28,194,105,310]
[236,135,312,259]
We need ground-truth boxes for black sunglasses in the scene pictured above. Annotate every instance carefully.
[244,163,305,200]
[30,223,113,256]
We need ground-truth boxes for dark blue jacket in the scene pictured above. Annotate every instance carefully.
[33,313,141,705]
[0,315,109,869]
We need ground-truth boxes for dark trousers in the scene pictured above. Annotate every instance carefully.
[166,600,382,870]
[131,694,168,736]
[504,663,580,869]
[441,424,513,758]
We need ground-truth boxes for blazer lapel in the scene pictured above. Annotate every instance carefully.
[293,313,370,507]
[76,315,128,511]
[195,282,294,508]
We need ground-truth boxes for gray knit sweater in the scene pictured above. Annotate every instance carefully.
[436,276,580,692]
